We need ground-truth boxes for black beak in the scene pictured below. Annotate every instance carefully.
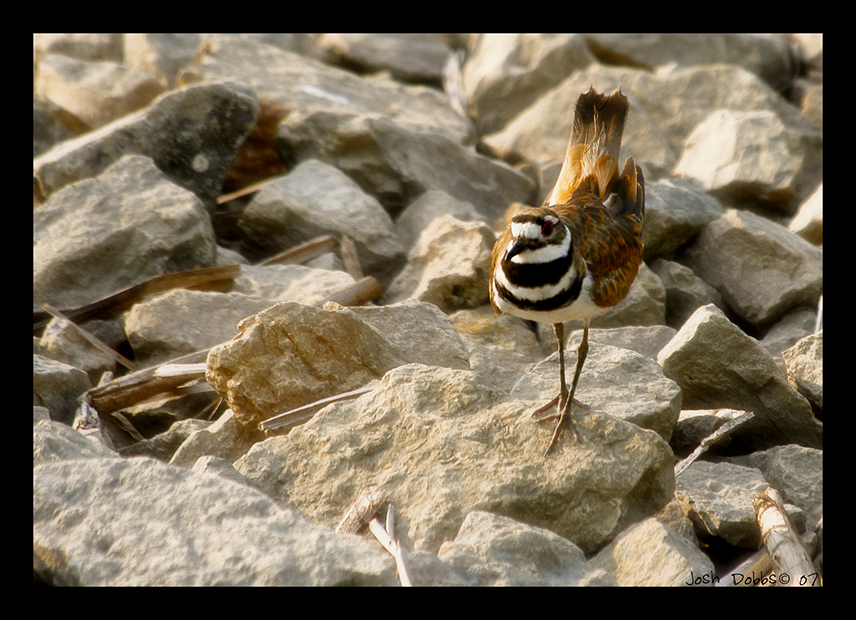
[506,239,528,261]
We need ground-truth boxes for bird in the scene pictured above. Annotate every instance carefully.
[489,87,645,456]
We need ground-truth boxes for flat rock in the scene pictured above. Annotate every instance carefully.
[234,363,675,555]
[34,457,396,586]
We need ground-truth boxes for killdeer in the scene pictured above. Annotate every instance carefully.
[489,87,645,456]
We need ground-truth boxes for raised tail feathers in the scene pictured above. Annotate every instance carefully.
[545,87,631,208]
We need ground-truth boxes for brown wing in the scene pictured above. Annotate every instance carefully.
[555,169,644,309]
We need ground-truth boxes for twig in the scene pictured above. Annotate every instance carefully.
[754,487,819,586]
[315,276,382,307]
[339,235,363,280]
[33,264,241,332]
[369,506,412,587]
[258,235,338,266]
[41,304,138,372]
[260,384,377,432]
[336,486,412,586]
[336,485,387,535]
[674,410,754,477]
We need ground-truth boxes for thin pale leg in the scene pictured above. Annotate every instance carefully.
[544,319,590,456]
[531,322,584,419]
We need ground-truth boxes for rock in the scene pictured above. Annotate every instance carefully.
[568,325,678,362]
[33,94,89,157]
[462,34,596,135]
[760,307,818,359]
[239,159,405,281]
[123,33,204,89]
[394,190,482,250]
[726,444,823,529]
[511,343,682,441]
[450,304,544,361]
[283,114,535,221]
[34,155,217,309]
[482,64,677,176]
[674,109,804,211]
[436,510,596,586]
[317,33,450,85]
[681,209,823,328]
[33,355,91,425]
[789,183,822,245]
[124,289,274,366]
[38,317,116,384]
[33,457,396,586]
[650,258,726,329]
[669,408,749,458]
[383,215,495,312]
[34,419,117,466]
[229,264,356,303]
[170,409,265,466]
[205,301,470,428]
[33,80,259,207]
[35,54,165,129]
[658,304,822,450]
[782,332,823,412]
[589,517,716,586]
[583,34,796,91]
[675,460,770,548]
[235,363,675,555]
[641,179,726,261]
[120,418,210,461]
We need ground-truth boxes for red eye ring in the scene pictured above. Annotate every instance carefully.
[542,221,554,236]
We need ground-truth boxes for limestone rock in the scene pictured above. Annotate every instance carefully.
[658,304,822,450]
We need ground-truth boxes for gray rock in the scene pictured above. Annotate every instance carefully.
[642,179,726,261]
[170,409,270,467]
[383,215,495,312]
[38,317,116,384]
[235,364,675,555]
[317,33,451,85]
[394,190,482,251]
[124,289,274,366]
[726,444,822,529]
[659,305,822,450]
[650,258,726,329]
[239,159,405,282]
[33,355,91,425]
[590,517,716,586]
[583,34,795,91]
[463,34,596,135]
[34,419,117,467]
[33,457,396,586]
[120,418,211,462]
[675,460,770,548]
[34,155,217,309]
[511,343,682,441]
[34,80,259,208]
[675,109,805,211]
[681,209,823,328]
[436,510,594,586]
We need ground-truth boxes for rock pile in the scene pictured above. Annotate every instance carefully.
[34,34,822,586]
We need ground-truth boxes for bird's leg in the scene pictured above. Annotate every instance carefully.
[544,319,590,456]
[531,323,567,419]
[532,322,585,420]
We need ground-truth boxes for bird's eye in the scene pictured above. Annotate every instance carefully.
[542,221,554,237]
